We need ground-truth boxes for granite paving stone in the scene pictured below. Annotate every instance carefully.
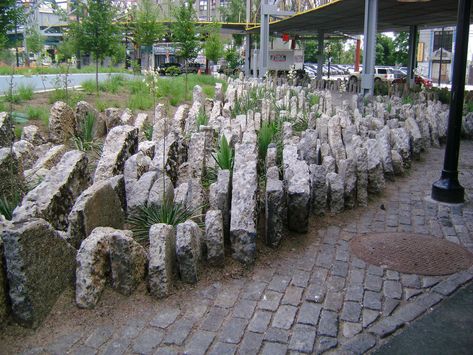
[288,324,317,353]
[238,332,264,354]
[271,305,298,329]
[248,310,272,333]
[282,286,304,306]
[297,302,322,326]
[200,307,228,332]
[263,328,290,344]
[183,331,215,355]
[260,342,288,355]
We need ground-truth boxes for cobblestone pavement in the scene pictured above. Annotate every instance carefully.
[2,141,473,355]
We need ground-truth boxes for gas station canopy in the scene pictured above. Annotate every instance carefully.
[248,0,469,35]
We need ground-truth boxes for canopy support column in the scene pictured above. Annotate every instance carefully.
[407,25,418,88]
[317,30,324,80]
[431,0,471,204]
[361,0,378,96]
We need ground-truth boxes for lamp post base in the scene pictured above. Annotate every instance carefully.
[431,176,465,203]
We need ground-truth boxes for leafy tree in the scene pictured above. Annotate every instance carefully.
[393,31,409,66]
[70,0,122,93]
[132,0,166,70]
[0,0,24,49]
[376,34,395,66]
[204,23,223,72]
[26,28,44,58]
[224,45,240,70]
[220,0,245,22]
[303,40,318,63]
[172,0,199,99]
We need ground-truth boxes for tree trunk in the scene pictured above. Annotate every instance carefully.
[96,58,99,94]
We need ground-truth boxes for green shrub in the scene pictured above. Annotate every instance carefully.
[102,75,126,93]
[0,99,6,112]
[4,91,21,104]
[258,121,275,162]
[143,121,153,140]
[48,89,83,107]
[14,126,22,139]
[402,95,415,105]
[26,106,49,125]
[196,108,209,129]
[128,94,154,110]
[81,79,97,94]
[0,193,20,220]
[128,79,148,95]
[17,85,34,101]
[73,113,101,153]
[202,166,218,189]
[213,135,233,170]
[309,94,320,106]
[165,66,180,76]
[465,100,473,113]
[127,200,203,244]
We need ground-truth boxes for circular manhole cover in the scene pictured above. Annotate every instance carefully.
[350,233,473,276]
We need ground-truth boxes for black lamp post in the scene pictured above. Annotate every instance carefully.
[431,0,471,203]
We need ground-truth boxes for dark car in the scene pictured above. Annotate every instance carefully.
[392,74,433,89]
[182,62,204,74]
[157,62,182,75]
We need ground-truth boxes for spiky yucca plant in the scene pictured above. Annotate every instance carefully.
[127,200,203,245]
[212,135,233,170]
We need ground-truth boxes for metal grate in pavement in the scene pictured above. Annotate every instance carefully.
[350,233,473,276]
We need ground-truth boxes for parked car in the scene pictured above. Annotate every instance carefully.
[182,62,204,74]
[392,74,433,89]
[348,66,396,85]
[157,62,182,75]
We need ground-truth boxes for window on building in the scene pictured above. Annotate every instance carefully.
[433,30,453,52]
[199,0,208,11]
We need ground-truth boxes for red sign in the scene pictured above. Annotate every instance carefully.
[282,34,290,42]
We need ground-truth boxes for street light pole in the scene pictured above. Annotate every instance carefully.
[431,0,471,203]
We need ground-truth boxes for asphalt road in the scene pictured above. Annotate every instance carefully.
[0,72,137,94]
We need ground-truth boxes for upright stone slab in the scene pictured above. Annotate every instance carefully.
[126,171,158,216]
[391,127,411,169]
[21,125,43,145]
[2,219,76,328]
[230,136,258,264]
[109,230,147,296]
[298,129,318,165]
[76,101,106,138]
[338,158,357,209]
[13,140,37,170]
[209,169,231,243]
[366,139,385,194]
[94,125,138,183]
[188,132,206,180]
[108,174,126,213]
[286,160,311,233]
[204,210,225,266]
[13,150,90,231]
[148,175,174,207]
[48,101,77,144]
[176,220,202,284]
[355,146,368,207]
[0,147,24,200]
[76,227,110,309]
[265,169,284,247]
[405,117,423,160]
[67,180,125,248]
[149,224,176,298]
[391,150,404,175]
[328,115,347,164]
[309,164,327,215]
[31,144,67,170]
[375,126,394,178]
[0,112,14,147]
[322,155,336,175]
[326,172,344,213]
[104,108,122,131]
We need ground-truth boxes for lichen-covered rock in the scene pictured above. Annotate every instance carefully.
[328,115,347,164]
[31,144,67,171]
[188,132,206,180]
[67,180,125,248]
[108,174,126,213]
[230,138,258,264]
[391,127,411,169]
[124,152,152,196]
[355,146,368,207]
[49,101,77,144]
[366,139,385,194]
[0,112,14,147]
[204,210,224,266]
[13,150,90,231]
[109,229,147,296]
[209,169,231,243]
[286,160,310,233]
[391,149,404,175]
[0,147,24,200]
[104,108,122,131]
[94,125,138,183]
[76,101,106,138]
[138,140,156,159]
[298,129,318,165]
[75,227,110,308]
[405,117,423,160]
[152,133,183,186]
[2,219,76,328]
[120,108,134,126]
[338,158,356,209]
[309,164,327,215]
[127,171,158,215]
[13,140,37,170]
[134,113,151,141]
[21,125,44,145]
[327,172,344,213]
[265,172,284,247]
[266,144,278,169]
[176,220,202,284]
[322,155,336,175]
[149,223,176,298]
[148,174,174,205]
[463,112,473,139]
